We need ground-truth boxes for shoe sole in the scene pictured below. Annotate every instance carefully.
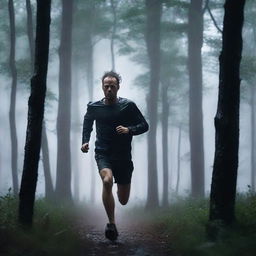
[105,230,118,241]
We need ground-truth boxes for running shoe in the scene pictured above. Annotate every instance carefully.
[105,223,119,241]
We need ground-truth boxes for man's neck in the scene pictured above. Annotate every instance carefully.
[104,97,118,105]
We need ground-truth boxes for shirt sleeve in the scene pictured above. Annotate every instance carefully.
[127,102,149,136]
[82,103,94,144]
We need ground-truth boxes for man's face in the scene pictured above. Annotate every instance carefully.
[102,76,119,101]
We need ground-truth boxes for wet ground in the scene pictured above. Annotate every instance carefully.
[76,206,172,256]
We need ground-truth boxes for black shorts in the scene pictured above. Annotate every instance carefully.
[95,154,134,185]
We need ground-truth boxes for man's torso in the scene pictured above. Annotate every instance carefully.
[89,97,134,159]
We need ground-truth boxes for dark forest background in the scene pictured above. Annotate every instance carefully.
[0,0,256,254]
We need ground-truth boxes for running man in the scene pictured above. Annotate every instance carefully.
[81,71,149,241]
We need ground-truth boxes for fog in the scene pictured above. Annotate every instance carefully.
[0,0,254,209]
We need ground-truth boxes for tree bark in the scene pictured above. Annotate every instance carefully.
[8,0,19,196]
[86,32,94,104]
[19,0,51,225]
[250,85,256,192]
[175,125,182,195]
[145,0,162,208]
[71,65,80,201]
[26,0,34,69]
[188,0,205,197]
[161,81,169,207]
[55,0,74,201]
[25,0,54,201]
[209,0,245,225]
[110,0,117,71]
[42,122,55,201]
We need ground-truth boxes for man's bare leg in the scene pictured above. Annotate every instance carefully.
[117,184,131,205]
[100,168,115,224]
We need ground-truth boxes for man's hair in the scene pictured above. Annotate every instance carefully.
[101,71,122,86]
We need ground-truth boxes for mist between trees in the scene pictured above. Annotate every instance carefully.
[0,0,254,224]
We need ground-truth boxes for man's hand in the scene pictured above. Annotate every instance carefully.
[116,125,129,134]
[81,143,89,153]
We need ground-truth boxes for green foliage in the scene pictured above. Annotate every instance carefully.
[125,193,256,256]
[0,194,85,256]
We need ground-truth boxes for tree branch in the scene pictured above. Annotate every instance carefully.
[203,0,222,34]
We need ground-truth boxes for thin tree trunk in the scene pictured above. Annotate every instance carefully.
[56,0,73,201]
[175,125,181,194]
[19,0,51,225]
[55,0,74,201]
[188,0,205,197]
[110,0,117,71]
[209,0,245,225]
[161,82,169,207]
[86,35,94,103]
[25,0,54,201]
[26,0,34,69]
[71,65,80,201]
[42,122,54,201]
[145,0,162,209]
[90,152,96,203]
[250,85,255,192]
[8,0,18,196]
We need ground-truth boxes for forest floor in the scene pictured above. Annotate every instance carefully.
[1,194,256,256]
[76,205,173,256]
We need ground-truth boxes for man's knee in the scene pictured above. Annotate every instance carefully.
[100,168,113,190]
[103,176,113,190]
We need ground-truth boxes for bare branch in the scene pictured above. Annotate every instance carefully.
[207,5,223,34]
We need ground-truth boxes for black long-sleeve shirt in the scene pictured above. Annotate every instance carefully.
[82,97,149,159]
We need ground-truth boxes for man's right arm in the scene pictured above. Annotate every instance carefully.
[81,103,94,153]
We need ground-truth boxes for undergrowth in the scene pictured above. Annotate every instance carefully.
[0,190,85,256]
[125,191,256,256]
[1,189,256,256]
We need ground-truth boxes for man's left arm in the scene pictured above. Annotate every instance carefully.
[127,102,149,135]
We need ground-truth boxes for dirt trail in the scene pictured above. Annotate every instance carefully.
[76,206,172,256]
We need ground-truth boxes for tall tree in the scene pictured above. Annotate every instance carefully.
[175,125,182,194]
[188,0,205,197]
[209,0,245,225]
[19,0,51,225]
[250,83,256,191]
[145,0,162,208]
[25,0,54,201]
[41,121,55,200]
[161,80,169,207]
[8,0,18,196]
[55,0,74,201]
[110,0,117,71]
[26,0,34,69]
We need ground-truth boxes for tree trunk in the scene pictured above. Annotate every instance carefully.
[19,0,51,225]
[175,125,182,194]
[26,0,34,69]
[71,65,80,201]
[250,85,256,192]
[188,0,205,197]
[145,0,162,209]
[42,122,55,201]
[25,0,54,201]
[55,0,73,202]
[209,0,245,225]
[110,0,117,71]
[86,33,94,104]
[161,82,169,207]
[8,0,18,196]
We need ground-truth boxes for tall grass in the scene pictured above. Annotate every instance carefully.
[0,191,84,256]
[124,192,256,256]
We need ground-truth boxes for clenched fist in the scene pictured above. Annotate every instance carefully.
[116,125,129,134]
[81,143,89,153]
